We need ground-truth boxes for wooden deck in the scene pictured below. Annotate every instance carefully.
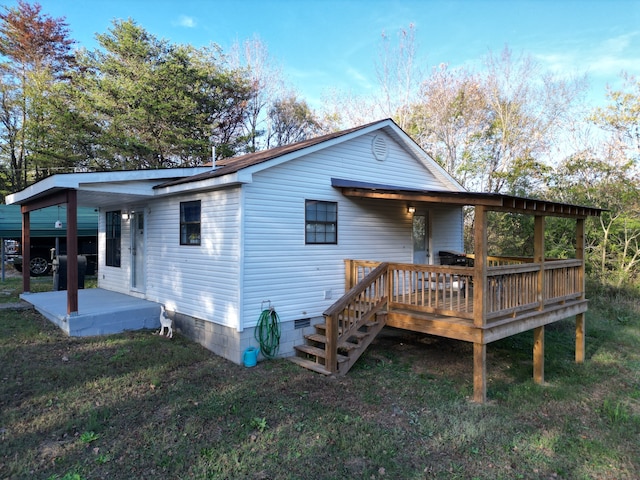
[292,193,598,403]
[307,256,588,403]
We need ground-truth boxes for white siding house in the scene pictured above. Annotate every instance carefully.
[6,119,466,364]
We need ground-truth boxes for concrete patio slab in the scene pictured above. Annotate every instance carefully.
[20,288,161,336]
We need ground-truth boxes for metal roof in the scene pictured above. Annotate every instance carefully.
[0,205,98,238]
[331,179,603,218]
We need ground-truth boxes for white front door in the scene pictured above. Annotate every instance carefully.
[131,212,145,291]
[412,213,430,264]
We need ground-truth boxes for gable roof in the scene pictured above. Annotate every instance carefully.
[155,118,464,191]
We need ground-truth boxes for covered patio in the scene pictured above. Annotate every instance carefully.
[21,288,161,336]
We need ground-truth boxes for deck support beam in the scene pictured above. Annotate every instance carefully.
[473,205,488,327]
[575,218,586,364]
[533,326,544,384]
[576,312,585,363]
[473,342,486,403]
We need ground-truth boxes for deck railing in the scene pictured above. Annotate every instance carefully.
[324,262,389,372]
[388,264,474,319]
[345,256,584,326]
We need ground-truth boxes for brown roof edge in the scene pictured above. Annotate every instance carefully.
[155,119,394,189]
[331,179,603,218]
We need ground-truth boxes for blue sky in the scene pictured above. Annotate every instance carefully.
[8,0,640,109]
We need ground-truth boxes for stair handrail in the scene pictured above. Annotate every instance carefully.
[323,262,389,373]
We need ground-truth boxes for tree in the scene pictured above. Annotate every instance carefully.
[408,47,586,194]
[408,63,486,186]
[591,72,640,164]
[229,35,285,153]
[548,151,640,286]
[0,0,76,192]
[321,24,421,130]
[376,23,420,130]
[72,19,254,169]
[267,94,322,147]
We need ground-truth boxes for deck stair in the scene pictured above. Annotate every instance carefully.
[291,312,387,375]
[290,262,389,375]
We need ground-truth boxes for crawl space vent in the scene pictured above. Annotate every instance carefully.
[194,318,205,330]
[294,318,311,329]
[372,134,388,161]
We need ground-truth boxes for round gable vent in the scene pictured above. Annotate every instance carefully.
[372,134,388,161]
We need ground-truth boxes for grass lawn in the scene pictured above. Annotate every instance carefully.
[0,276,639,479]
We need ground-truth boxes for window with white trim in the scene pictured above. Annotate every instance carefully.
[180,200,201,245]
[305,200,337,244]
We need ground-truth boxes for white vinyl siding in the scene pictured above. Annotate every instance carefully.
[240,131,462,329]
[144,189,242,328]
[430,206,465,261]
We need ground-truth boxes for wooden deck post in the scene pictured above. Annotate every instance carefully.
[575,218,586,363]
[532,216,545,384]
[533,326,544,384]
[473,205,488,327]
[473,342,486,403]
[576,312,585,364]
[534,215,545,309]
[344,259,354,291]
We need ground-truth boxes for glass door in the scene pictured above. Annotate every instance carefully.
[412,213,430,264]
[131,212,145,291]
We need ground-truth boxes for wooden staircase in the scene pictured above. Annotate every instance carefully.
[290,263,389,376]
[290,312,387,375]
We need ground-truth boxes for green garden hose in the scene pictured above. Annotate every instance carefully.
[254,308,281,359]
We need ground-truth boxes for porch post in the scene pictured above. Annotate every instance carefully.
[21,209,30,293]
[533,326,544,384]
[473,205,488,327]
[473,342,486,403]
[66,190,78,315]
[575,218,586,363]
[533,216,545,383]
[472,205,488,403]
[534,215,545,309]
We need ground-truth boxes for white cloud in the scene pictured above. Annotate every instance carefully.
[175,15,196,28]
[534,31,640,80]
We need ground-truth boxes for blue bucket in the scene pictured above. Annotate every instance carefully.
[243,346,258,367]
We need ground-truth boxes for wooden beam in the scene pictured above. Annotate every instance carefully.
[21,190,70,213]
[534,216,545,310]
[576,312,586,364]
[66,190,78,315]
[533,326,544,384]
[21,211,30,293]
[575,219,586,364]
[473,343,487,403]
[473,205,487,327]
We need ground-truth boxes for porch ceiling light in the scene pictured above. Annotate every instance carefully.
[407,206,416,214]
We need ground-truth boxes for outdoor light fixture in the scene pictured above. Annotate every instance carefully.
[121,210,130,220]
[55,206,63,228]
[407,206,416,214]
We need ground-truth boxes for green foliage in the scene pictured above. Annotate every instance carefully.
[549,151,640,286]
[0,1,77,193]
[268,94,322,147]
[71,19,254,169]
[79,431,99,444]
